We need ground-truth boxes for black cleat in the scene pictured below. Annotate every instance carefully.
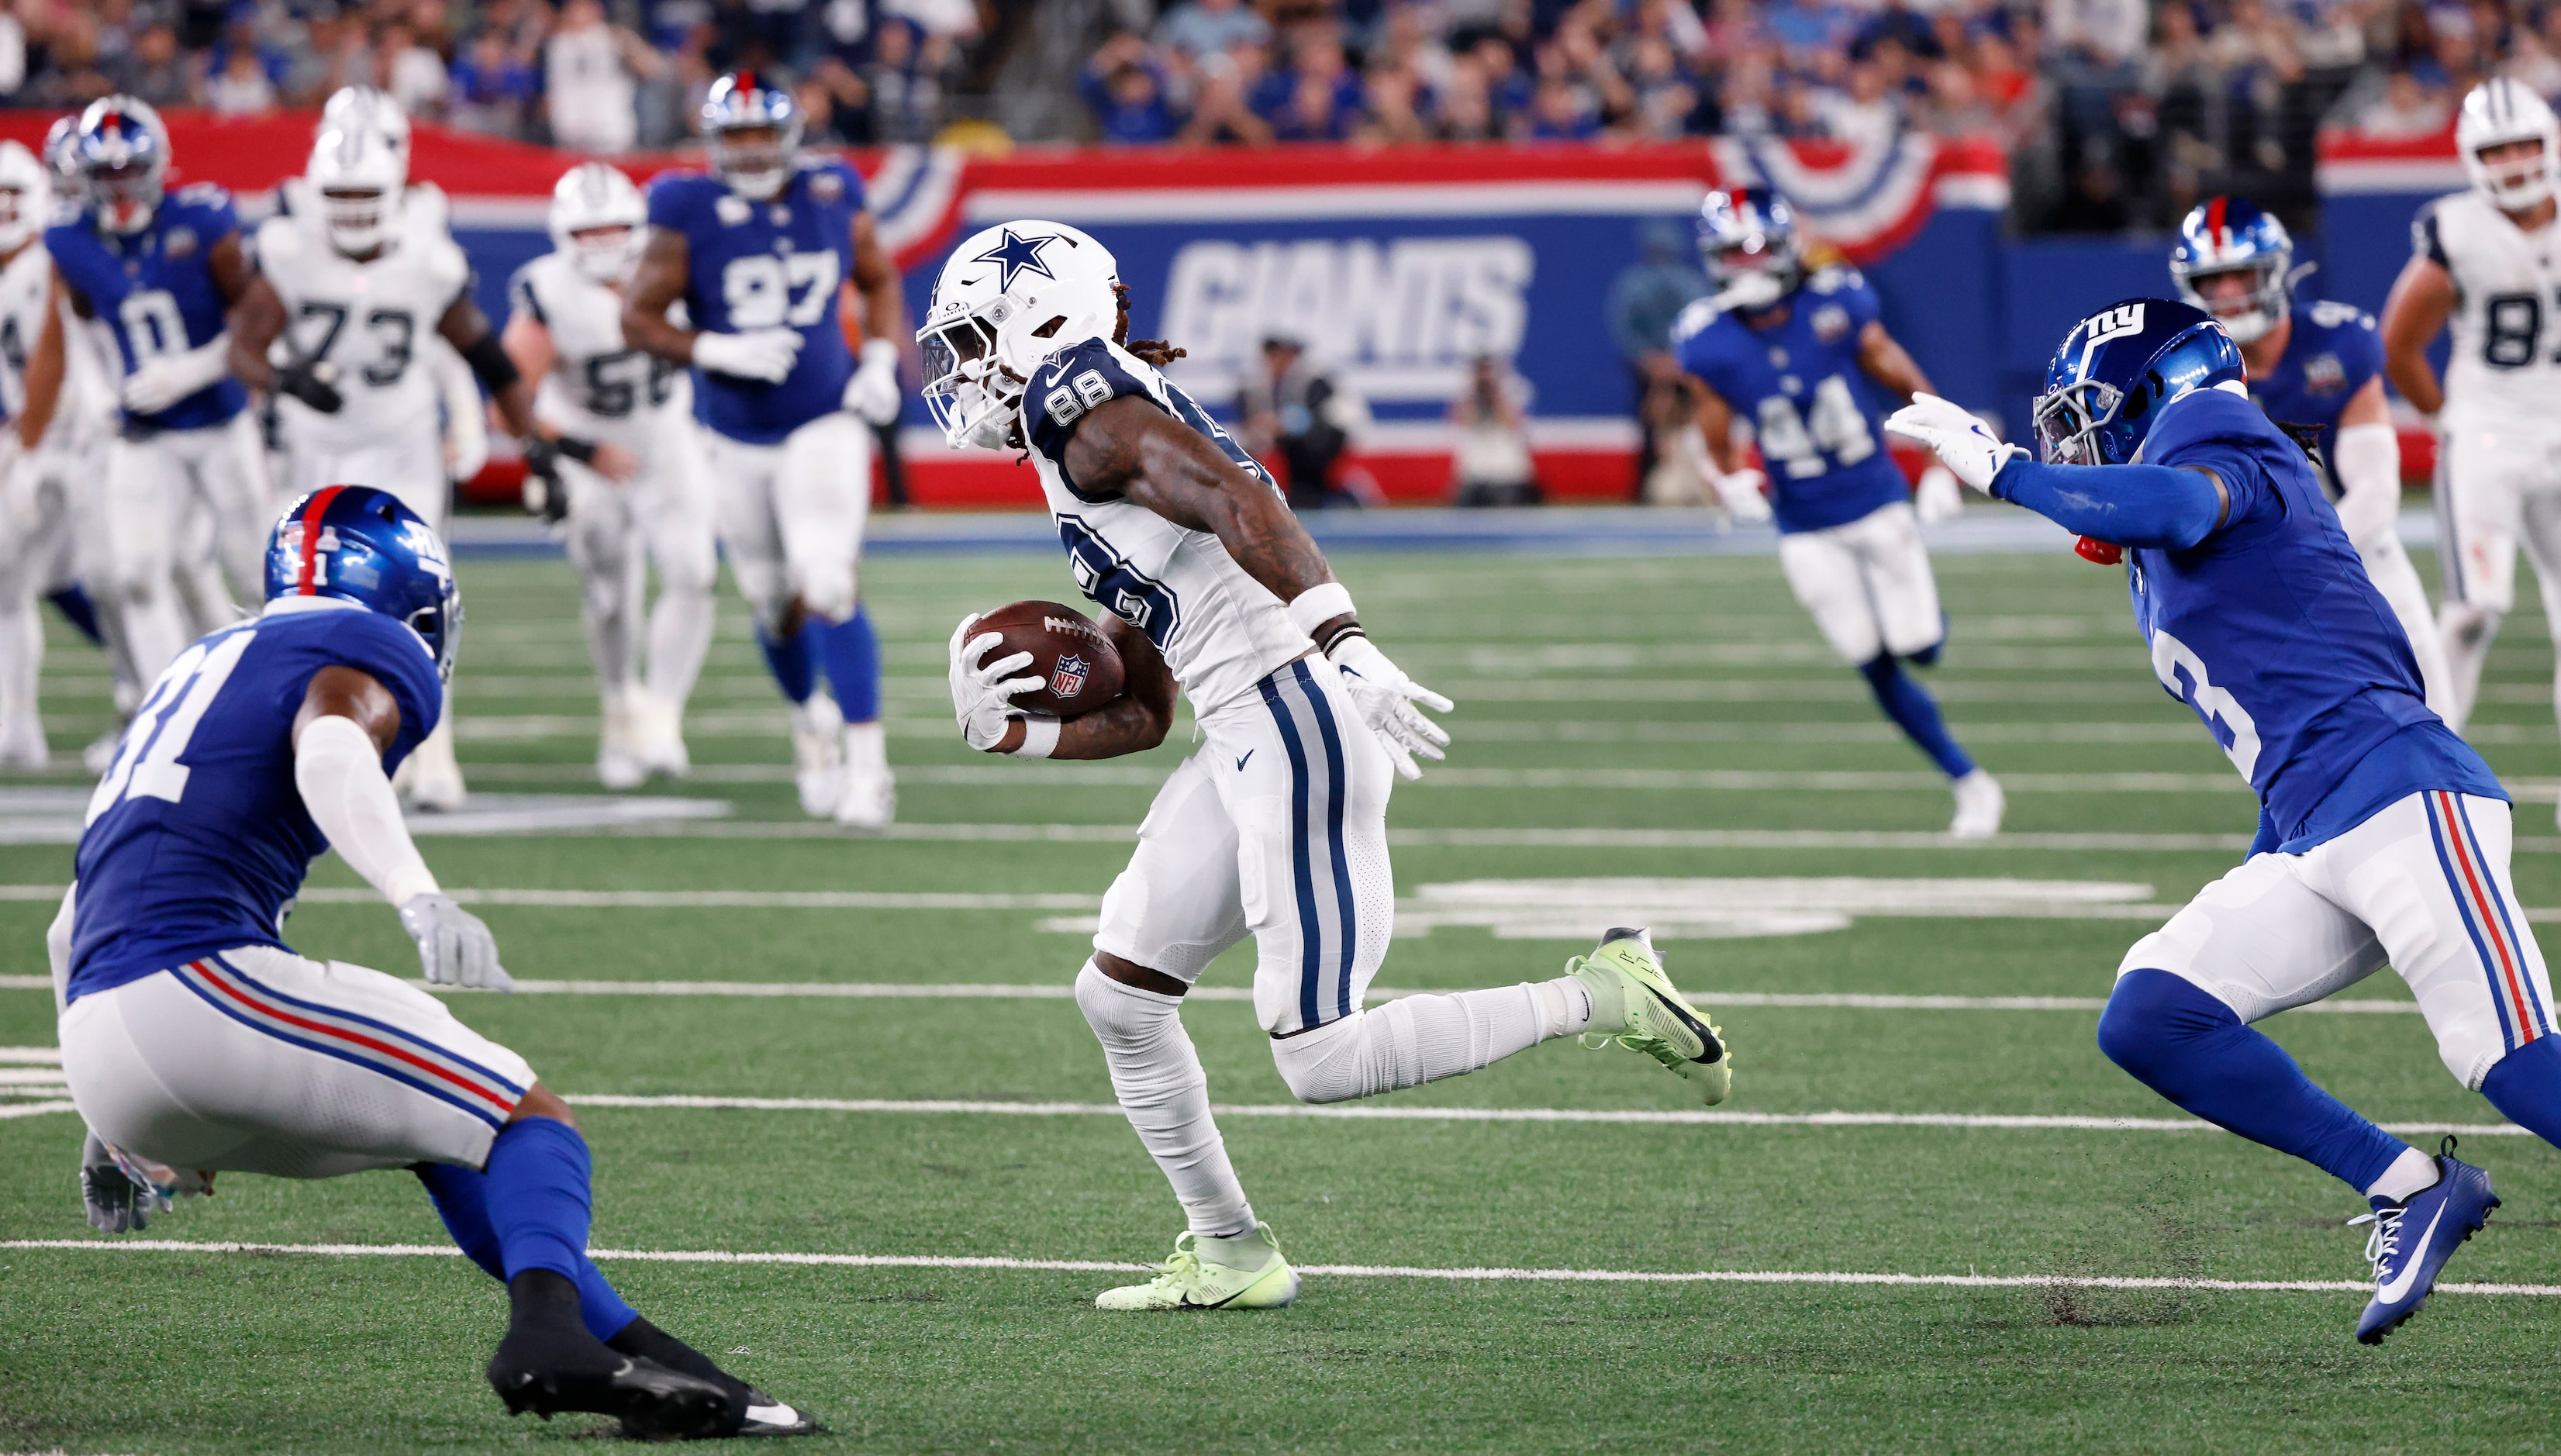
[488,1271,737,1437]
[607,1313,824,1437]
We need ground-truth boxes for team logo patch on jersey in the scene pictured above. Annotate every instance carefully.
[810,171,844,203]
[1051,653,1092,700]
[2304,353,2346,394]
[1811,305,1850,343]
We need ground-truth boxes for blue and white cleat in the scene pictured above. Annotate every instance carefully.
[2352,1137,2498,1345]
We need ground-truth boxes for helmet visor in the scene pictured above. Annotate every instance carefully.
[2032,379,2121,466]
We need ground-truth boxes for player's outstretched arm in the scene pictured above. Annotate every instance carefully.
[1887,397,2229,549]
[2380,254,2456,419]
[1854,320,1933,403]
[839,211,905,426]
[292,665,513,992]
[952,611,1178,761]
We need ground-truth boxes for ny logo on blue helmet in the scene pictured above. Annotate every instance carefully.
[1697,185,1803,308]
[2033,297,2245,468]
[264,486,462,681]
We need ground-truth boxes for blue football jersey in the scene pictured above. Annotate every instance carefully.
[2128,385,2502,853]
[2247,295,2383,496]
[44,183,249,432]
[67,602,444,1002]
[646,158,865,445]
[1672,264,1908,534]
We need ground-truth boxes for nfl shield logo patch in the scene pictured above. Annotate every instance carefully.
[1051,654,1090,700]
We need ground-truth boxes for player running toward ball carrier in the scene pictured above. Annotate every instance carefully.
[920,220,1734,1311]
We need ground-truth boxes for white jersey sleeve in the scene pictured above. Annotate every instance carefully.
[2424,191,2561,430]
[508,250,688,445]
[0,243,51,420]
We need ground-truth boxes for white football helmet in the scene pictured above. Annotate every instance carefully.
[2458,78,2560,210]
[308,118,409,256]
[918,221,1123,450]
[0,141,51,254]
[322,85,412,156]
[549,163,645,284]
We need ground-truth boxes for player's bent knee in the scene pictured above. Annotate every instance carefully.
[1269,1012,1373,1105]
[509,1082,578,1130]
[2097,968,2242,1082]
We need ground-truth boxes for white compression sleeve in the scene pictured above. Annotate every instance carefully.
[1269,986,1551,1105]
[295,713,440,907]
[1075,962,1256,1237]
[153,332,236,399]
[2330,421,2403,550]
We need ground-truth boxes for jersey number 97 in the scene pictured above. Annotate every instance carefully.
[721,253,840,330]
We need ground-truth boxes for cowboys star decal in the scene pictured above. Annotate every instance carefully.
[972,228,1061,292]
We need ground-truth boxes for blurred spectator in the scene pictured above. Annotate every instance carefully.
[2045,153,2134,230]
[1241,332,1373,510]
[1449,355,1540,507]
[1821,57,1902,146]
[1083,30,1182,144]
[2359,66,2453,136]
[1156,0,1270,65]
[1177,42,1276,143]
[1256,22,1363,140]
[450,29,539,138]
[205,41,279,116]
[866,17,944,143]
[106,22,189,109]
[375,21,447,119]
[547,0,661,154]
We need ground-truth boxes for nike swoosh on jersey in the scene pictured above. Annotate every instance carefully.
[1236,750,1255,771]
[2375,1202,2449,1304]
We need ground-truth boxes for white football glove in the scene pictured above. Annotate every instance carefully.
[400,892,515,992]
[691,328,803,383]
[1327,635,1453,781]
[1882,393,2023,493]
[842,338,903,426]
[1914,464,1965,526]
[947,612,1046,753]
[1711,466,1772,524]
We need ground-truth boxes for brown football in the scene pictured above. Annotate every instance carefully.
[972,600,1127,718]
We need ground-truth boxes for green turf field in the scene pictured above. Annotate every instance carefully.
[7,527,2561,1454]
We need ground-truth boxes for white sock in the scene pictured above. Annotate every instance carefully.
[1529,975,1593,1039]
[2366,1145,2440,1203]
[841,718,888,775]
[646,584,716,708]
[1073,962,1255,1238]
[1271,985,1549,1104]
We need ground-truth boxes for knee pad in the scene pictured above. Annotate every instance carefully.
[1269,1008,1386,1105]
[2097,967,2241,1081]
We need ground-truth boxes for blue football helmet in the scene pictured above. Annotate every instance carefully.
[1697,186,1803,309]
[264,487,462,681]
[699,72,801,202]
[2169,195,2293,346]
[2032,298,2245,468]
[70,95,167,235]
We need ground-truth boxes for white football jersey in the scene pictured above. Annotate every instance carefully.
[2420,190,2561,429]
[507,250,689,446]
[254,200,470,450]
[1016,335,1310,714]
[0,240,49,422]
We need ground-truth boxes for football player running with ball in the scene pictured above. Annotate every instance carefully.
[2382,79,2561,750]
[2172,195,2450,716]
[504,164,717,788]
[1890,299,2561,1344]
[52,487,816,1436]
[922,221,1733,1311]
[1672,188,2003,837]
[623,74,906,828]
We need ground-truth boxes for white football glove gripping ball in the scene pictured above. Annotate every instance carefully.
[691,327,803,384]
[400,893,514,992]
[842,338,903,426]
[947,613,1046,753]
[1710,466,1772,525]
[1327,635,1453,781]
[1882,393,2023,494]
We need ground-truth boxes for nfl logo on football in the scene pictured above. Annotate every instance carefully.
[1051,653,1089,700]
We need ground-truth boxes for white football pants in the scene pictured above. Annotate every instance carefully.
[105,412,274,682]
[700,412,871,633]
[561,425,717,707]
[1776,500,1944,664]
[2432,419,2561,730]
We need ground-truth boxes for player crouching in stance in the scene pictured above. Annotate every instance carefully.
[1890,300,2561,1344]
[922,222,1733,1310]
[1672,188,2002,837]
[505,164,716,788]
[52,487,815,1436]
[2171,196,2450,717]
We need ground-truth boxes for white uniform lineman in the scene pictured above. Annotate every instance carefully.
[507,164,716,785]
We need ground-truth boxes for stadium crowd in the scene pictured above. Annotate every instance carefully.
[0,0,2535,227]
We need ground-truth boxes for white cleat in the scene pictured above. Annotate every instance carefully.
[1949,768,2004,839]
[1094,1223,1300,1311]
[82,727,123,775]
[834,766,896,832]
[399,719,469,813]
[596,690,645,791]
[0,721,49,770]
[790,695,844,819]
[630,688,691,781]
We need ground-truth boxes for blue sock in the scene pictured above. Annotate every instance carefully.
[1859,653,1974,778]
[820,605,882,723]
[44,586,102,647]
[2098,968,2407,1192]
[483,1116,599,1282]
[416,1160,638,1340]
[2481,1036,2561,1149]
[756,620,818,705]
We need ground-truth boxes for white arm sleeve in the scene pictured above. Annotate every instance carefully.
[153,331,236,398]
[294,714,440,908]
[2330,421,2404,550]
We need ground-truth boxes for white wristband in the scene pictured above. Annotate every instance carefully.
[1011,715,1059,759]
[1286,582,1356,638]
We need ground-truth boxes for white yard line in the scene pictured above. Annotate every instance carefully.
[5,1236,2556,1298]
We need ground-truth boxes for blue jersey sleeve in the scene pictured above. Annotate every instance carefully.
[1024,337,1158,499]
[321,612,445,768]
[645,174,695,232]
[2136,386,2287,533]
[2329,308,2383,394]
[172,183,241,242]
[1669,298,1727,380]
[1805,264,1881,332]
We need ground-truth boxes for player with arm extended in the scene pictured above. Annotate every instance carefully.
[39,97,274,687]
[922,221,1733,1311]
[2174,196,2451,718]
[503,164,716,789]
[53,485,816,1437]
[2383,78,2561,747]
[1890,298,2561,1344]
[621,74,906,828]
[1672,188,2003,838]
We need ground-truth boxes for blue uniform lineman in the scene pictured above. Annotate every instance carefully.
[1889,298,2561,1344]
[53,485,816,1437]
[627,73,906,827]
[40,97,274,687]
[2168,195,2448,713]
[1672,187,2002,836]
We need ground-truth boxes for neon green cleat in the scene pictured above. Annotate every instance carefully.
[1568,926,1732,1105]
[1093,1223,1301,1311]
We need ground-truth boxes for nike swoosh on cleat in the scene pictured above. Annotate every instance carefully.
[1641,983,1721,1061]
[2376,1202,2449,1304]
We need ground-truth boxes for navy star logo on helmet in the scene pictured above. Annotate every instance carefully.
[971,227,1060,292]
